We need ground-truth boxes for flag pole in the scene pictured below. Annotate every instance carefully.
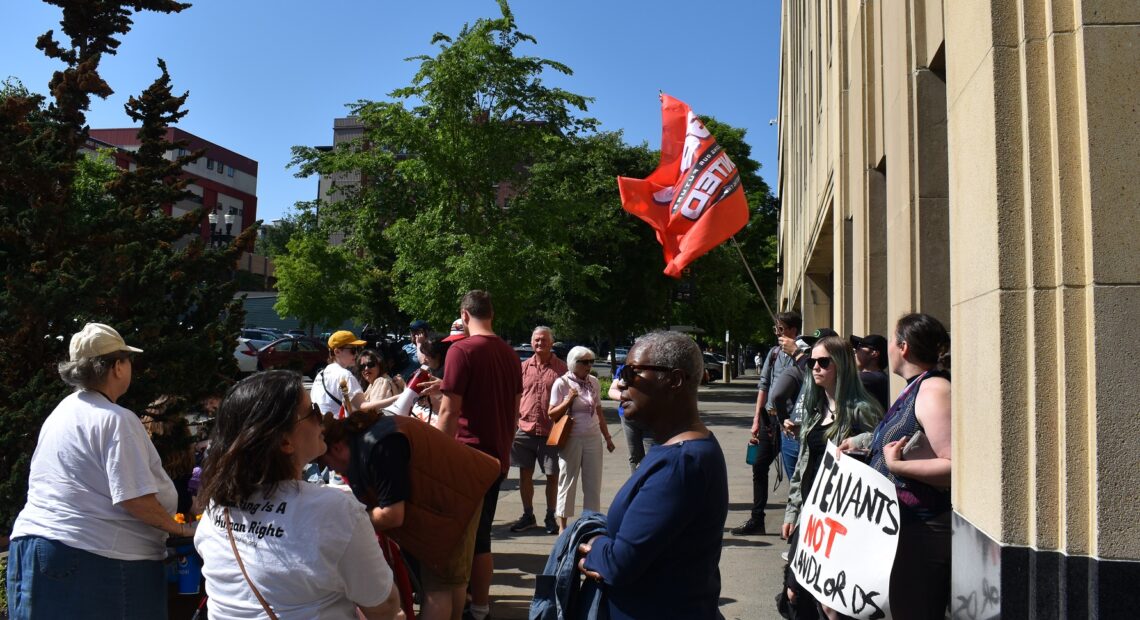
[731,236,777,323]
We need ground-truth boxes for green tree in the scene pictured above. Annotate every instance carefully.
[255,208,316,259]
[0,1,251,531]
[288,0,595,333]
[273,232,363,331]
[516,131,671,347]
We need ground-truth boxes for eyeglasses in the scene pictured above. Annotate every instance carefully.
[298,403,321,425]
[809,357,833,370]
[618,364,676,383]
[773,325,785,334]
[338,346,359,354]
[360,361,378,370]
[575,359,595,365]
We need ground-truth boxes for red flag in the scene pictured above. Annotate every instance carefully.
[618,94,749,278]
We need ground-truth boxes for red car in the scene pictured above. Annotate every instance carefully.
[256,337,327,378]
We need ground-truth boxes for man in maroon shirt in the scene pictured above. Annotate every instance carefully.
[436,290,522,620]
[507,326,566,535]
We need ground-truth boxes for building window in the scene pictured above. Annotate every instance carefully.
[206,159,215,170]
[227,165,234,177]
[218,163,225,174]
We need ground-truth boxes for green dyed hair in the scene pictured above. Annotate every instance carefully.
[797,336,884,442]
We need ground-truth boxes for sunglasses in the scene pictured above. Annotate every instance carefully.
[360,361,378,370]
[575,359,595,365]
[618,364,675,383]
[809,357,833,370]
[298,403,321,425]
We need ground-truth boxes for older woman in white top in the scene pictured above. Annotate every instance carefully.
[7,323,184,618]
[548,346,615,532]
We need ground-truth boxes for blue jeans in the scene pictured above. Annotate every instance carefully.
[621,415,657,473]
[781,435,800,479]
[6,536,167,619]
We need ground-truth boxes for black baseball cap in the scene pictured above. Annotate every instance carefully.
[800,327,838,346]
[850,334,888,362]
[409,319,430,332]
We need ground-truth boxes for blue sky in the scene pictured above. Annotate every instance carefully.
[1,0,782,223]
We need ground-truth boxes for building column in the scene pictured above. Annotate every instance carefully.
[946,0,1140,616]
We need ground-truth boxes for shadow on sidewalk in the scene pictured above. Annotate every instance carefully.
[699,411,754,428]
[486,594,533,620]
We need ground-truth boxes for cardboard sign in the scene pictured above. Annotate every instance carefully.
[791,441,900,619]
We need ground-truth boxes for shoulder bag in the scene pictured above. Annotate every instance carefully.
[545,378,574,449]
[225,508,279,620]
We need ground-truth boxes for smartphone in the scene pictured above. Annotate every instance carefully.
[902,431,927,458]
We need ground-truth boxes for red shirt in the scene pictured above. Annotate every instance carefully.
[518,354,568,436]
[440,335,523,473]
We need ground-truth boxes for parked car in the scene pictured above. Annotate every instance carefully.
[240,328,279,348]
[286,329,308,338]
[233,339,260,375]
[514,346,535,361]
[256,337,327,378]
[702,352,723,384]
[608,347,629,365]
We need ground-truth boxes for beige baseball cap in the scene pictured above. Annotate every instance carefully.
[69,323,143,361]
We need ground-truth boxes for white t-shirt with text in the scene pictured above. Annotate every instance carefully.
[195,481,393,619]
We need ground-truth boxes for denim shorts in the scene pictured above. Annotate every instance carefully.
[6,536,167,619]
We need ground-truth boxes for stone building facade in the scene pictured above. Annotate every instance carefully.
[776,1,1138,615]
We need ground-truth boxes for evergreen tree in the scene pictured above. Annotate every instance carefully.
[0,0,250,531]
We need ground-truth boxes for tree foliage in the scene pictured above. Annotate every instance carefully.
[287,0,595,333]
[283,0,780,348]
[0,1,250,531]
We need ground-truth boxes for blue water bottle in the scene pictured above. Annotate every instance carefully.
[745,442,760,465]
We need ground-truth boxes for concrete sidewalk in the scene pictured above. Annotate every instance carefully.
[484,373,789,619]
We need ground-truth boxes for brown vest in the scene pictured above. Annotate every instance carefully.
[349,415,500,570]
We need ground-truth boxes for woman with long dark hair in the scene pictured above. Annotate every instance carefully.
[841,313,952,619]
[194,370,401,619]
[780,336,883,618]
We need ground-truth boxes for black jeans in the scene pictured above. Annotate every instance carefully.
[889,509,951,618]
[750,421,780,520]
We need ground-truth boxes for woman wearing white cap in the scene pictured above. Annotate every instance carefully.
[6,323,187,618]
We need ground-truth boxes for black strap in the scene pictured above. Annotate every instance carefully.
[316,370,342,406]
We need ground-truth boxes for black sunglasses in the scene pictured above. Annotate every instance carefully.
[809,357,833,370]
[618,364,675,383]
[360,361,378,369]
[575,359,595,365]
[298,403,321,424]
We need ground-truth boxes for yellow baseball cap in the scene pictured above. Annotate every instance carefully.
[327,330,366,350]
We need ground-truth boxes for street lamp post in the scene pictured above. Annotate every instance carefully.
[208,209,236,247]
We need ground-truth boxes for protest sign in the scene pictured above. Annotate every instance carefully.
[791,441,900,619]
